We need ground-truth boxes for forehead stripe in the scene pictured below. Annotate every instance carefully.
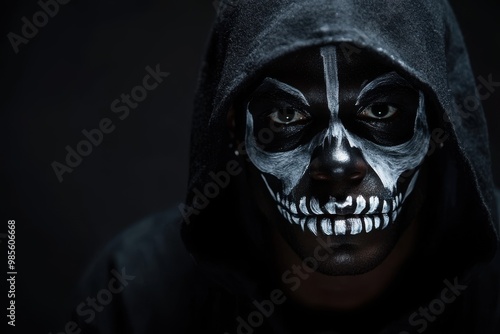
[320,45,340,119]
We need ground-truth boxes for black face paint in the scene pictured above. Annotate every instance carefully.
[241,44,430,274]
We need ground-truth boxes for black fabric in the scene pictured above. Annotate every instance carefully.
[71,209,198,334]
[72,0,500,333]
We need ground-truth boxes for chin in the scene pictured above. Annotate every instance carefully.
[293,232,400,276]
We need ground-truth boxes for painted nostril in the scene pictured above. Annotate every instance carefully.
[309,163,367,183]
[349,171,365,181]
[309,170,331,181]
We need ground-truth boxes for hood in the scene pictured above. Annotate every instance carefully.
[181,0,499,316]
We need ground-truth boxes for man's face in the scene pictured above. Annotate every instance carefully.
[241,44,430,275]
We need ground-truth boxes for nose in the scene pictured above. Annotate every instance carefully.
[309,135,368,186]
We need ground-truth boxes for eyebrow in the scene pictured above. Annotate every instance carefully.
[259,77,310,106]
[356,71,414,106]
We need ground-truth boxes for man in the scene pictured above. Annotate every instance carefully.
[73,0,500,333]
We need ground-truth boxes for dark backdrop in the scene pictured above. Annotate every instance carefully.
[1,1,499,333]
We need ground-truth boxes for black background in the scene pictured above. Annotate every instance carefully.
[1,0,499,333]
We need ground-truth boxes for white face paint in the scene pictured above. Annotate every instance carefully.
[244,45,430,236]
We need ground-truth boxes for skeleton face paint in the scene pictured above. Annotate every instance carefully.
[241,44,430,274]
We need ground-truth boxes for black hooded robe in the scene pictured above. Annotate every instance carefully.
[72,1,500,333]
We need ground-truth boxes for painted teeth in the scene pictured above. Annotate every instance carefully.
[354,195,366,214]
[347,217,363,235]
[274,193,405,236]
[261,172,409,231]
[368,196,379,214]
[307,218,318,235]
[278,213,398,236]
[393,192,404,211]
[336,195,353,209]
[299,197,310,215]
[382,200,390,213]
[320,218,333,235]
[382,214,390,229]
[364,217,373,233]
[324,197,336,214]
[310,198,323,215]
[299,218,306,231]
[334,220,347,235]
[278,194,405,218]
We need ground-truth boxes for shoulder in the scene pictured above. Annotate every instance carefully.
[71,208,199,334]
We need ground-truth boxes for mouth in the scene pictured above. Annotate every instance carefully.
[275,194,403,236]
[260,171,419,237]
[261,167,419,236]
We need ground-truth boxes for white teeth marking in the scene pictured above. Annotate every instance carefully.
[299,197,310,215]
[285,211,291,223]
[278,206,284,215]
[280,193,404,234]
[368,196,379,214]
[354,195,366,214]
[348,218,363,235]
[300,218,306,231]
[382,200,390,213]
[336,196,353,209]
[320,218,333,235]
[307,218,318,235]
[310,198,323,215]
[324,197,336,214]
[382,214,390,229]
[364,217,373,233]
[334,220,347,235]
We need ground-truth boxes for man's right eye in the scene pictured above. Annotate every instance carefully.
[268,107,310,125]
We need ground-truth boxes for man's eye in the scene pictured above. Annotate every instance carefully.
[358,104,399,120]
[268,107,309,125]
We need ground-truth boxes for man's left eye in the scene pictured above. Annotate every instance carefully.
[268,107,309,125]
[358,104,399,120]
